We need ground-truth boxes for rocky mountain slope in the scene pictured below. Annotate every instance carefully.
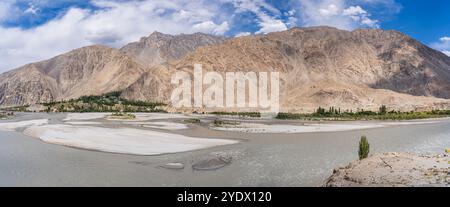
[122,27,450,112]
[0,45,145,106]
[120,32,226,67]
[2,27,450,112]
[0,33,224,107]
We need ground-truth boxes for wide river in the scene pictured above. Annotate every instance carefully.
[1,113,449,186]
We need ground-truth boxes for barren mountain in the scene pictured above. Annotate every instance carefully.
[0,33,225,107]
[120,32,226,67]
[0,45,145,106]
[122,27,450,112]
[3,27,450,112]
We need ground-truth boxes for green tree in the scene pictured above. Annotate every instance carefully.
[379,105,387,115]
[358,136,370,160]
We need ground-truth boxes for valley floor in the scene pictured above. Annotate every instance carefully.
[0,112,449,186]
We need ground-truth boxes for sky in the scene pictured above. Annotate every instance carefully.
[0,0,449,73]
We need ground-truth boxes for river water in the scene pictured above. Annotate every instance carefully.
[1,113,449,186]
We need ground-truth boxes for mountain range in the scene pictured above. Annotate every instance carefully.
[2,26,450,113]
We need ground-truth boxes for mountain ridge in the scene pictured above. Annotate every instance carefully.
[2,27,450,112]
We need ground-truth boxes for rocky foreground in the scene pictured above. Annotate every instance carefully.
[325,152,449,187]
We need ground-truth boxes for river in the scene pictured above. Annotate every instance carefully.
[0,113,449,186]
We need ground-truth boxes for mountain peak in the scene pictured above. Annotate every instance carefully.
[3,27,450,113]
[120,31,226,66]
[149,31,171,37]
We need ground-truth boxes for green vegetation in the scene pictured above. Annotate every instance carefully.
[40,91,166,113]
[358,136,370,160]
[210,111,261,118]
[183,118,201,124]
[1,105,29,112]
[107,112,136,120]
[0,111,14,119]
[211,119,240,127]
[379,105,387,115]
[276,106,450,121]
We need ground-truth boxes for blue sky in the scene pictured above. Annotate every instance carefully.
[0,0,449,72]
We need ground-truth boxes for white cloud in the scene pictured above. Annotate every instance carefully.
[440,36,450,42]
[0,1,13,21]
[0,0,398,72]
[24,3,39,15]
[295,0,379,30]
[255,12,287,34]
[342,6,367,16]
[228,0,288,34]
[193,21,230,35]
[342,6,378,28]
[319,4,340,16]
[431,36,450,56]
[0,0,231,72]
[235,32,251,37]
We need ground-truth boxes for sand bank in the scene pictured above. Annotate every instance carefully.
[23,124,238,155]
[211,119,445,134]
[64,121,102,125]
[128,113,189,121]
[63,113,108,121]
[0,119,48,131]
[126,121,189,130]
[211,122,384,133]
[105,113,189,122]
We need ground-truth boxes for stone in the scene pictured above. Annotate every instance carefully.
[161,162,185,170]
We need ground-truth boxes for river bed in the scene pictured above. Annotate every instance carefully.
[0,113,449,186]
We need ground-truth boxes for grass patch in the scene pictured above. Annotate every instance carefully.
[183,118,201,124]
[211,119,240,127]
[1,105,29,112]
[0,111,15,119]
[210,111,261,118]
[107,112,136,120]
[276,106,450,121]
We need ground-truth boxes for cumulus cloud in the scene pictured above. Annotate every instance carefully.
[343,6,367,16]
[440,37,450,42]
[0,0,400,72]
[0,1,13,21]
[295,0,380,30]
[0,0,231,72]
[193,21,230,35]
[255,13,288,34]
[343,6,378,27]
[431,36,450,56]
[24,3,39,15]
[235,32,252,37]
[227,0,288,34]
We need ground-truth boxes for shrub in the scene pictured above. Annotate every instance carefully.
[379,105,387,114]
[358,136,370,160]
[184,118,201,123]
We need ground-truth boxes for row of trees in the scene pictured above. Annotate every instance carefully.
[277,105,450,120]
[314,105,388,116]
[43,91,166,113]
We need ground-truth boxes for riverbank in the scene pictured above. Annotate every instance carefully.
[1,112,450,186]
[324,152,449,187]
[276,110,450,121]
[23,124,238,155]
[209,119,446,134]
[0,113,239,155]
[1,113,449,154]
